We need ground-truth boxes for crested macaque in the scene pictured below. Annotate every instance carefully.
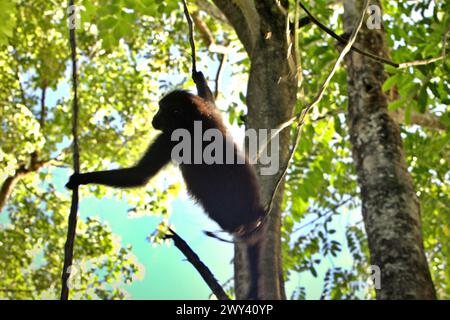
[66,72,265,299]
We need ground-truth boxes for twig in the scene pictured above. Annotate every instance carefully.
[182,0,197,74]
[165,228,230,300]
[298,1,397,67]
[214,53,227,99]
[191,11,230,55]
[264,0,370,216]
[61,0,81,300]
[397,28,449,69]
[39,84,47,129]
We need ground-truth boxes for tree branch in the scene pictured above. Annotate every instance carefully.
[298,1,398,67]
[191,11,230,55]
[189,10,228,98]
[165,228,230,300]
[0,155,55,213]
[390,108,447,131]
[195,0,229,24]
[211,0,257,54]
[214,53,227,99]
[0,170,25,214]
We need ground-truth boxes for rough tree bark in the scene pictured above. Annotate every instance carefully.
[212,0,298,299]
[343,0,436,299]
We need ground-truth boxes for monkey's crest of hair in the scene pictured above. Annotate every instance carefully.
[161,90,208,113]
[159,89,227,132]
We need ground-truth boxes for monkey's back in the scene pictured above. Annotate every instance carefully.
[179,140,265,234]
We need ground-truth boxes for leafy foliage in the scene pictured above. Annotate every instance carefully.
[0,0,448,299]
[0,182,140,299]
[281,0,449,299]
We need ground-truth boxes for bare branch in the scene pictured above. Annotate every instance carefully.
[165,228,230,300]
[214,53,227,99]
[192,11,213,46]
[191,11,230,55]
[298,1,398,67]
[0,155,57,213]
[189,10,229,98]
[0,172,24,213]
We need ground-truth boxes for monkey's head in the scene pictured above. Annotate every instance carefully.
[152,90,205,132]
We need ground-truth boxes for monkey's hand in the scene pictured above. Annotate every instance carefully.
[66,173,82,190]
[192,71,205,84]
[192,71,215,102]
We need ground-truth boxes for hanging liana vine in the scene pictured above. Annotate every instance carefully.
[60,0,81,301]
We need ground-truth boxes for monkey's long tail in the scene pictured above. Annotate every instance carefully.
[246,240,261,300]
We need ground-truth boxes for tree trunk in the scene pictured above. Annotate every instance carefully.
[212,0,297,299]
[343,0,436,299]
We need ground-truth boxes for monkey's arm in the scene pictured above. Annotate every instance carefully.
[193,71,215,103]
[66,134,173,189]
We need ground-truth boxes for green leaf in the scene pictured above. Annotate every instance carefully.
[404,103,412,125]
[100,16,118,29]
[388,98,405,111]
[417,85,428,113]
[382,73,400,92]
